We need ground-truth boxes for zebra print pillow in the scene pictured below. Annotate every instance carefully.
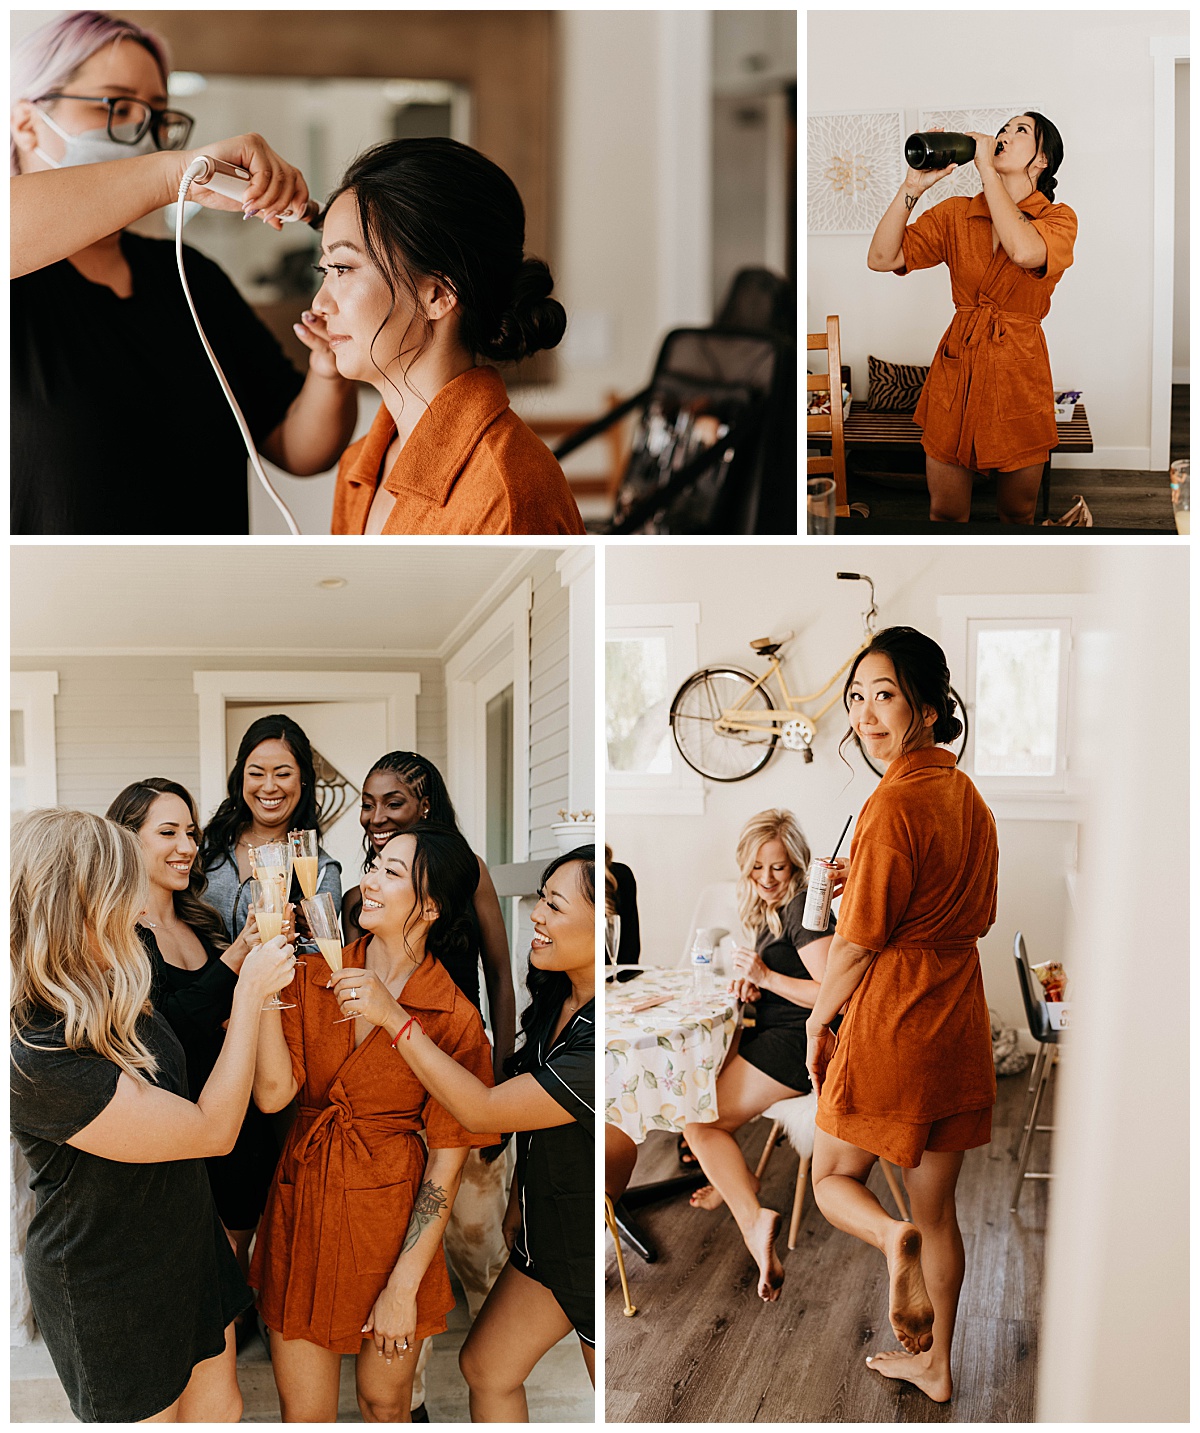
[867,354,930,411]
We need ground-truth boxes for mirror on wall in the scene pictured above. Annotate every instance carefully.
[147,74,471,309]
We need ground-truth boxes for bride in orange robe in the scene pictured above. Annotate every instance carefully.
[250,825,496,1422]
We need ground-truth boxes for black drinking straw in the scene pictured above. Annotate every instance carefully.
[828,814,853,862]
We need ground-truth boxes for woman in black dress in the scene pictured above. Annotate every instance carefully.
[683,809,833,1301]
[106,778,284,1312]
[330,846,596,1420]
[10,807,296,1422]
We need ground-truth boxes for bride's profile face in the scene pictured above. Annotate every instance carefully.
[993,115,1045,184]
[311,192,421,385]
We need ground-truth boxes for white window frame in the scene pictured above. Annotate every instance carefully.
[10,670,60,811]
[606,602,704,816]
[939,595,1086,820]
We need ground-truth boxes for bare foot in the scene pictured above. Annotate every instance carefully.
[883,1223,934,1352]
[689,1184,725,1210]
[866,1349,952,1403]
[744,1208,784,1302]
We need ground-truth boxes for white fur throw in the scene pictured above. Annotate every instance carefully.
[761,1093,818,1160]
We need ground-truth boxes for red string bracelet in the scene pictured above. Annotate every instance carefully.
[391,1015,424,1048]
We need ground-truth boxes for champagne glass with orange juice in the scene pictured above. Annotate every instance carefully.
[289,829,319,900]
[248,876,295,1011]
[302,892,354,1023]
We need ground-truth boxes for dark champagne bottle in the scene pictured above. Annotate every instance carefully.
[904,131,977,170]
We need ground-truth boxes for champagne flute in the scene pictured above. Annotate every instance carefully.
[289,829,319,900]
[302,891,355,1023]
[605,912,621,966]
[249,876,295,1012]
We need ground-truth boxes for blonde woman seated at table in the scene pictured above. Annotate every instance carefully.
[684,810,833,1301]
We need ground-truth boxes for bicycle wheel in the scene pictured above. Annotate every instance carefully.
[669,667,779,781]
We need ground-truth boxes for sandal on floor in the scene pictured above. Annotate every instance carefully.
[677,1133,699,1166]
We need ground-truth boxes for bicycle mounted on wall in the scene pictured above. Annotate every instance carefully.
[668,573,968,781]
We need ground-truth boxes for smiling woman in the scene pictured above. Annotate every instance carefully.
[317,138,585,536]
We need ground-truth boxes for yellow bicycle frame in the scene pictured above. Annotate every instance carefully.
[713,642,869,739]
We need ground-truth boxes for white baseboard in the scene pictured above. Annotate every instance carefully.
[1053,447,1153,471]
[1172,366,1190,384]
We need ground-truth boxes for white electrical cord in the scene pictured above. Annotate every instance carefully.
[176,156,302,534]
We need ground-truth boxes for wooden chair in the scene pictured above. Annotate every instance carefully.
[604,1194,638,1316]
[755,1094,910,1248]
[1010,931,1059,1211]
[807,315,848,516]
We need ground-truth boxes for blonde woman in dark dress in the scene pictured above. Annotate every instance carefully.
[684,810,833,1301]
[10,808,296,1422]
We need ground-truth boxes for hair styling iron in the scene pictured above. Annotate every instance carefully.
[175,156,321,535]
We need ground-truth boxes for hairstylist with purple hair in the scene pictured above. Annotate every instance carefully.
[10,10,357,535]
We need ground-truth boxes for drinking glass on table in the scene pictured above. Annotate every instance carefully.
[807,477,836,535]
[1169,459,1189,535]
[249,876,296,1011]
[302,891,354,1023]
[605,913,621,967]
[288,829,319,899]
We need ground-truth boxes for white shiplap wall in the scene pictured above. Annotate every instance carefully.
[527,551,571,861]
[10,653,445,815]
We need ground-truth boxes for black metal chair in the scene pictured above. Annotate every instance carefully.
[1010,931,1059,1211]
[554,271,797,536]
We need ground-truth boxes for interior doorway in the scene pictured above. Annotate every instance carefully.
[225,700,388,890]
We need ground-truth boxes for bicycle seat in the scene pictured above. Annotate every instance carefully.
[750,636,782,657]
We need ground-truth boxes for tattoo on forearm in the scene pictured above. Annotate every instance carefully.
[401,1180,448,1252]
[903,194,917,213]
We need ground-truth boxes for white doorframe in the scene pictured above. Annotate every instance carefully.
[10,670,60,809]
[444,581,532,861]
[1150,37,1189,472]
[192,670,420,823]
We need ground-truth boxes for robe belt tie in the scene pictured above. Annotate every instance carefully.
[292,1098,414,1164]
[954,302,1042,348]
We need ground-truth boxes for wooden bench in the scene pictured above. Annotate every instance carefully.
[809,401,1094,520]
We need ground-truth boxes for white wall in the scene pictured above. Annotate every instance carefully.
[1173,60,1189,379]
[605,544,1095,1034]
[1038,545,1188,1420]
[808,9,1190,470]
[9,652,444,815]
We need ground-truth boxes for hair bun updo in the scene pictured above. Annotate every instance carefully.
[480,257,567,364]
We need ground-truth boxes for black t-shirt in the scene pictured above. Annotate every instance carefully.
[515,996,594,1299]
[753,891,836,1027]
[11,231,306,534]
[10,1008,251,1421]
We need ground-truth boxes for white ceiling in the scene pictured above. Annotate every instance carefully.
[11,545,552,655]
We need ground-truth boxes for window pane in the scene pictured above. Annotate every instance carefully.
[974,628,1060,776]
[606,636,672,774]
[11,709,25,767]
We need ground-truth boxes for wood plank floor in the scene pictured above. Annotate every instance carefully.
[11,1273,593,1423]
[605,1068,1051,1423]
[823,385,1188,531]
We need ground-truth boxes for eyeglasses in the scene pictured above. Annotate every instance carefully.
[36,93,195,151]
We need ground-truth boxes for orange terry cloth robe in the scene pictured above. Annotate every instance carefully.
[816,747,1000,1168]
[251,940,497,1352]
[331,365,586,535]
[897,190,1077,473]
